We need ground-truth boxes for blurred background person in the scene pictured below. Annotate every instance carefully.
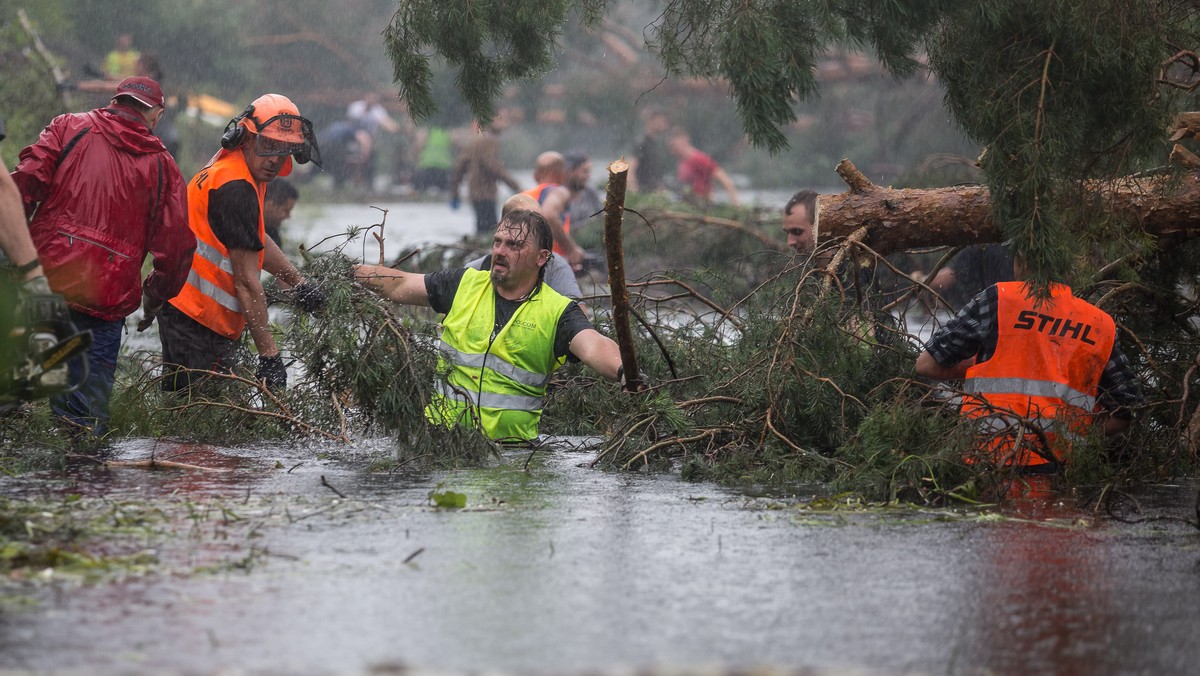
[629,107,670,194]
[103,33,139,79]
[564,149,601,240]
[346,92,401,192]
[412,125,454,195]
[450,120,522,235]
[319,115,372,191]
[133,53,179,157]
[667,128,740,207]
[263,179,299,250]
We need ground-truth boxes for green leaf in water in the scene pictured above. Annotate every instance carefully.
[429,490,467,509]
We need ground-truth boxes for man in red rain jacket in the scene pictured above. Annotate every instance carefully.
[11,76,193,440]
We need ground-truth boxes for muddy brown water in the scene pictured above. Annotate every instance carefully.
[1,436,1198,676]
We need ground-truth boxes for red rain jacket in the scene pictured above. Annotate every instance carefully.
[12,104,193,321]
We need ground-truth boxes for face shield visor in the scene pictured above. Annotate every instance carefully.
[252,113,323,167]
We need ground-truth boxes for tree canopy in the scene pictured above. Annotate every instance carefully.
[386,0,1200,284]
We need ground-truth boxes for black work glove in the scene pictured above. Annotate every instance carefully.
[20,276,74,340]
[291,280,328,314]
[256,355,288,392]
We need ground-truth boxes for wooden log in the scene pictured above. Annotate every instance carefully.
[602,159,643,391]
[1170,144,1200,169]
[815,159,1200,256]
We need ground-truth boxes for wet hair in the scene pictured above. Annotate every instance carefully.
[496,208,553,284]
[784,189,818,220]
[266,178,299,204]
[498,208,554,254]
[565,149,589,170]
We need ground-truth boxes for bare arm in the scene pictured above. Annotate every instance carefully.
[0,169,41,280]
[354,264,430,307]
[930,267,958,295]
[229,248,278,358]
[568,328,622,381]
[915,350,973,380]
[711,166,739,206]
[262,235,304,289]
[541,187,585,269]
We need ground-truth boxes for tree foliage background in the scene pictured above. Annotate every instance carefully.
[1,1,974,188]
[387,0,1200,282]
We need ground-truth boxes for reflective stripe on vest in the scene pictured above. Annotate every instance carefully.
[195,238,234,275]
[426,268,571,440]
[185,268,241,313]
[168,152,266,339]
[434,380,544,412]
[437,339,553,388]
[964,377,1097,412]
[961,282,1115,465]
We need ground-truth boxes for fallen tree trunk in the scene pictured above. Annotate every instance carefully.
[816,159,1200,256]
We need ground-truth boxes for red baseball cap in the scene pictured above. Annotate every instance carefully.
[113,76,164,108]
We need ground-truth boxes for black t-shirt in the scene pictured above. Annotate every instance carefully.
[947,244,1013,308]
[209,180,264,252]
[425,267,592,362]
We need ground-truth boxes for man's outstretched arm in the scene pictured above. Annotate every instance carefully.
[712,166,740,206]
[568,329,622,381]
[354,264,431,307]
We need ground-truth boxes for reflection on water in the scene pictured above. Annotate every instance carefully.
[1,441,1197,675]
[962,523,1122,674]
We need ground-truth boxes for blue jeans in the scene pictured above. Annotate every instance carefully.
[50,310,124,438]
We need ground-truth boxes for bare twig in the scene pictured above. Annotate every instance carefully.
[320,475,347,499]
[646,210,783,250]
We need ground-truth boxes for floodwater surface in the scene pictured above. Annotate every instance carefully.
[1,437,1198,675]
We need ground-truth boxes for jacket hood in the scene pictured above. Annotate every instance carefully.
[94,105,167,155]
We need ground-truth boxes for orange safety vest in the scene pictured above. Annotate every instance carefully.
[168,152,266,339]
[522,183,570,257]
[961,282,1115,467]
